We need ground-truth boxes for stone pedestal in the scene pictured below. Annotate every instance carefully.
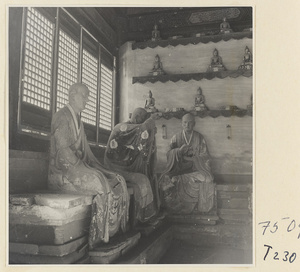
[9,193,93,264]
[116,223,173,264]
[89,231,141,264]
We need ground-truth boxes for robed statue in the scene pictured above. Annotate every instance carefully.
[48,83,129,249]
[159,113,215,214]
[105,108,159,225]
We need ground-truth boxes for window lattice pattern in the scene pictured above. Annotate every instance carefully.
[81,49,98,125]
[22,7,54,110]
[99,64,113,130]
[56,29,79,110]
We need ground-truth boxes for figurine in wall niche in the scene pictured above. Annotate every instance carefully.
[151,24,161,41]
[145,90,158,112]
[150,54,166,76]
[220,17,233,34]
[207,48,226,72]
[194,87,208,111]
[239,46,253,70]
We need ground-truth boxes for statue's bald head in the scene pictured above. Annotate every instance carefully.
[182,113,195,133]
[68,83,90,114]
[131,107,148,124]
[68,83,89,100]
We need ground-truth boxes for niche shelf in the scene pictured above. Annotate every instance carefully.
[132,69,252,84]
[132,31,252,50]
[155,108,252,119]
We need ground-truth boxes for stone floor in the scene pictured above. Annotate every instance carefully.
[159,239,253,264]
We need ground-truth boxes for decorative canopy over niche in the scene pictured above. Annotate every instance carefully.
[132,69,252,84]
[132,31,252,50]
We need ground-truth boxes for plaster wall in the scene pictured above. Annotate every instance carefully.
[118,38,253,175]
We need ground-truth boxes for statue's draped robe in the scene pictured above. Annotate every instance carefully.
[159,130,215,214]
[48,105,129,249]
[104,118,157,223]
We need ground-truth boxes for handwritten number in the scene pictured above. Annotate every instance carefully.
[270,222,278,233]
[287,220,296,232]
[283,251,289,261]
[259,221,271,235]
[264,244,272,261]
[289,253,296,263]
[273,252,279,260]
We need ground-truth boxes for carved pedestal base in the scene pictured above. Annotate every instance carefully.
[135,216,166,236]
[239,63,252,70]
[210,66,226,72]
[116,223,173,264]
[151,70,165,76]
[89,231,141,264]
[220,29,233,34]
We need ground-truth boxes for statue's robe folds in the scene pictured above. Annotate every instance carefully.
[48,105,129,249]
[159,131,215,214]
[104,118,157,223]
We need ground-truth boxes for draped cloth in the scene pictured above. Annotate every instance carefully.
[159,130,215,214]
[48,105,129,249]
[104,118,157,223]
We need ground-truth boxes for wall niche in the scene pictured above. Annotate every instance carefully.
[118,36,252,176]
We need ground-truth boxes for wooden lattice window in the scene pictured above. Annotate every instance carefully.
[81,49,98,126]
[22,7,53,111]
[56,29,79,110]
[99,63,113,130]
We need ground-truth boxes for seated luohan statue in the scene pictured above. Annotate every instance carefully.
[105,108,159,224]
[159,113,215,214]
[48,83,129,249]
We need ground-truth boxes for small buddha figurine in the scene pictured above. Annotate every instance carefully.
[194,87,207,111]
[151,24,161,41]
[150,54,166,76]
[220,17,232,34]
[145,90,158,112]
[239,46,253,70]
[207,49,226,72]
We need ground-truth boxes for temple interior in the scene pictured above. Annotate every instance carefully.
[8,6,253,265]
